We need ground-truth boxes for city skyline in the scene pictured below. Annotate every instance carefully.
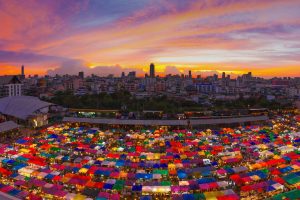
[1,0,300,77]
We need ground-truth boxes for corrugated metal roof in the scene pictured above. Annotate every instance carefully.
[0,121,20,133]
[0,96,53,120]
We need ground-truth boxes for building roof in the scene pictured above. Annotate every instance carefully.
[0,75,21,85]
[0,96,53,120]
[0,121,21,133]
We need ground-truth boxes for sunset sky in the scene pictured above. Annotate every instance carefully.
[1,0,300,77]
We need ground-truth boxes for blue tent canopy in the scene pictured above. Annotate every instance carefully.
[174,154,180,159]
[45,174,54,180]
[132,185,142,192]
[16,139,27,144]
[139,162,146,168]
[140,195,152,200]
[177,170,187,179]
[2,159,15,165]
[153,164,160,169]
[183,194,195,200]
[160,163,168,168]
[279,166,293,173]
[197,178,216,184]
[116,160,125,167]
[10,173,19,178]
[47,134,58,139]
[201,170,211,177]
[12,164,27,171]
[103,183,113,190]
[8,189,21,196]
[72,167,79,173]
[136,173,153,179]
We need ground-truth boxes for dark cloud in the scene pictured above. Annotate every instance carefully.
[0,50,71,64]
[47,60,145,76]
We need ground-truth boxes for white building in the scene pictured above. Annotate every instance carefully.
[0,75,23,97]
[287,87,300,97]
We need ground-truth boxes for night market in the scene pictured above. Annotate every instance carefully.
[0,113,298,199]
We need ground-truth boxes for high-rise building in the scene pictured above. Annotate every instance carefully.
[78,71,84,79]
[150,63,155,78]
[188,70,192,78]
[222,72,226,79]
[121,72,125,78]
[213,74,218,81]
[21,65,25,79]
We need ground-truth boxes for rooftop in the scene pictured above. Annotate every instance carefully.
[0,75,21,85]
[0,121,21,133]
[0,96,53,120]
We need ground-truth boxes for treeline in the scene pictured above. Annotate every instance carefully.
[48,91,200,113]
[47,91,293,113]
[214,96,293,110]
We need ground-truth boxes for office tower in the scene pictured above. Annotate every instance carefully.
[188,70,192,78]
[78,71,84,79]
[121,72,125,78]
[150,63,155,78]
[213,74,218,81]
[222,72,226,79]
[21,65,25,79]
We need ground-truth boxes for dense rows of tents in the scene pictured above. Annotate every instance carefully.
[0,113,299,199]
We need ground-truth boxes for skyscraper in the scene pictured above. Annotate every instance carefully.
[78,71,84,79]
[188,70,192,78]
[222,72,226,79]
[150,63,155,78]
[21,65,25,79]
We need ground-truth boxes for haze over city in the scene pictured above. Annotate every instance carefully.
[1,0,300,77]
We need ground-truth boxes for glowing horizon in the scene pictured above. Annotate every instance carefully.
[1,0,300,77]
